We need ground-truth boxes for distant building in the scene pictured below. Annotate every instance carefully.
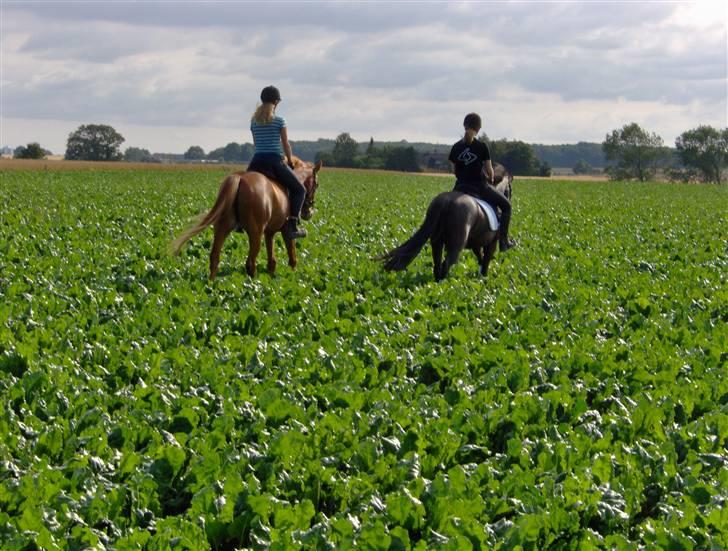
[152,153,186,163]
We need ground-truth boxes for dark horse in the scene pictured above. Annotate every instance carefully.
[378,163,513,281]
[171,157,322,279]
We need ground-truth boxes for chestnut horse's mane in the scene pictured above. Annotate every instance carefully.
[290,156,310,169]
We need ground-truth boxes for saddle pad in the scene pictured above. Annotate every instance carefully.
[474,198,499,230]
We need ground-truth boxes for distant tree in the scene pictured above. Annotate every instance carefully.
[675,125,728,184]
[207,147,226,161]
[366,137,375,156]
[184,146,205,160]
[532,142,606,169]
[602,123,664,181]
[384,146,420,172]
[314,151,334,166]
[666,166,700,184]
[538,160,552,177]
[332,133,359,167]
[65,124,125,161]
[240,143,255,162]
[124,147,158,163]
[489,139,541,176]
[223,142,243,162]
[14,142,45,159]
[573,159,592,174]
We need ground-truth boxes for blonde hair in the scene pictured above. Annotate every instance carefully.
[251,102,275,125]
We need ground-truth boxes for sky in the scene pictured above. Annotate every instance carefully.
[1,0,726,155]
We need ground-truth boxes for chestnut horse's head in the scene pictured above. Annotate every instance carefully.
[292,158,323,220]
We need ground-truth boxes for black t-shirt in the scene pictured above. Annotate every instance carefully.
[449,138,491,183]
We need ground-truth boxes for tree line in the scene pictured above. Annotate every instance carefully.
[11,122,727,183]
[603,122,728,184]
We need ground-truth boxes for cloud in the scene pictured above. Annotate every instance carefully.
[2,1,725,153]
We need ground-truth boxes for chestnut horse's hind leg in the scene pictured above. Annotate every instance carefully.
[265,231,277,275]
[283,234,297,270]
[245,228,263,277]
[209,225,231,280]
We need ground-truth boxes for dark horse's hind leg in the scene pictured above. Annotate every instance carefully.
[439,229,467,280]
[440,248,461,280]
[431,237,445,281]
[480,239,498,277]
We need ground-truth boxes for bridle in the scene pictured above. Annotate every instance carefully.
[301,170,318,214]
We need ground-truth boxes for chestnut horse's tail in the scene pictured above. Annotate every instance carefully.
[378,195,447,271]
[170,174,241,255]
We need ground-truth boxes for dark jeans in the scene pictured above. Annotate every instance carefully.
[248,153,306,218]
[454,180,512,242]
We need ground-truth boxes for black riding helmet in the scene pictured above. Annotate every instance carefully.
[261,85,281,104]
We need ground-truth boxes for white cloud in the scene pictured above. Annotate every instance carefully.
[1,1,725,153]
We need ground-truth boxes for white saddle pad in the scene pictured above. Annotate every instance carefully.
[474,198,499,230]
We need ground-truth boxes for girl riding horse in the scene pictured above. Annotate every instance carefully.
[247,85,307,239]
[449,112,516,252]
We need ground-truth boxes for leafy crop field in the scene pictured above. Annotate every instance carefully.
[1,167,726,549]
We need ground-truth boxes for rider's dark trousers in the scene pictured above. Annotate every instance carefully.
[454,180,513,243]
[248,153,306,218]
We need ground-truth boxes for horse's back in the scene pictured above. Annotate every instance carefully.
[438,190,497,248]
[234,171,289,231]
[435,191,481,219]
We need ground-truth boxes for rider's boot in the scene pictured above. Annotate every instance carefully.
[285,216,307,239]
[499,237,516,252]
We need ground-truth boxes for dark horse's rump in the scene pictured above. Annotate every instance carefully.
[378,164,512,281]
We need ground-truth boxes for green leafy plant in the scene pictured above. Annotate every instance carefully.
[0,168,726,549]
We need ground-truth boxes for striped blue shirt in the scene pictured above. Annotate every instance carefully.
[250,115,286,156]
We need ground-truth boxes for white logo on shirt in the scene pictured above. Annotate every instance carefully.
[457,148,478,165]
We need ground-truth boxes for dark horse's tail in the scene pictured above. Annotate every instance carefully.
[378,196,447,271]
[170,174,241,255]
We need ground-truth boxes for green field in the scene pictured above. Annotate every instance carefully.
[0,168,726,549]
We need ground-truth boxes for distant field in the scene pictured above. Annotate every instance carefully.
[0,158,248,172]
[1,158,612,181]
[1,168,726,548]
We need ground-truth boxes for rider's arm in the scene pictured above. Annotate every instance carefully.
[484,159,495,184]
[281,127,294,168]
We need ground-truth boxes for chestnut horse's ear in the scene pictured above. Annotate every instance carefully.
[314,160,323,173]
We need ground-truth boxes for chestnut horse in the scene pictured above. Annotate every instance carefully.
[378,163,513,281]
[171,157,322,279]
